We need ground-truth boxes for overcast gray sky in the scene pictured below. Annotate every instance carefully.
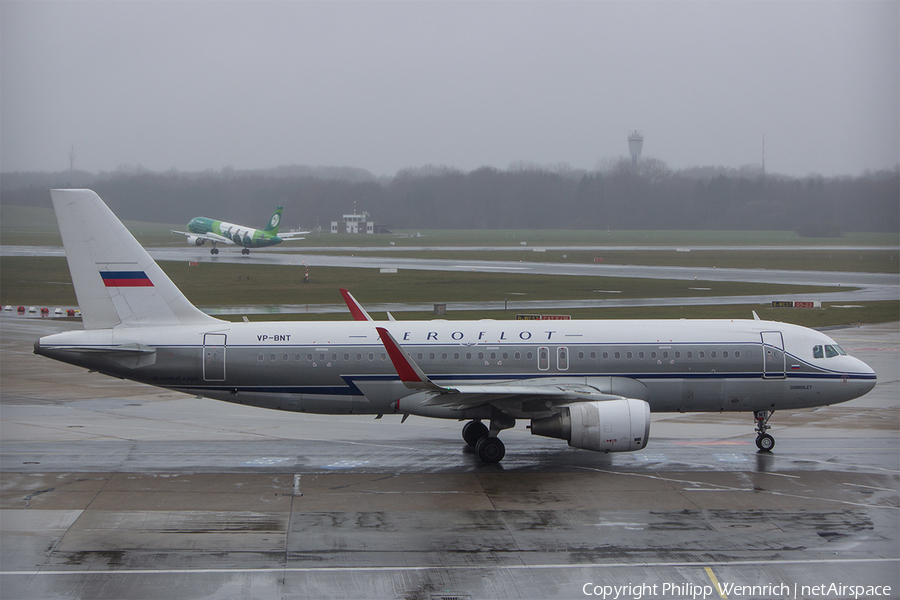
[2,1,898,178]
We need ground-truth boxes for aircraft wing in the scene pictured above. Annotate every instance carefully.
[418,384,624,408]
[170,230,236,245]
[375,327,625,410]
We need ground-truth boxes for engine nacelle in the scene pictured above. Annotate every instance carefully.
[530,399,650,452]
[186,235,205,247]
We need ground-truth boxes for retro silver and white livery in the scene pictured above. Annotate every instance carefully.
[34,190,877,463]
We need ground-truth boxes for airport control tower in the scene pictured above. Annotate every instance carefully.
[628,130,643,173]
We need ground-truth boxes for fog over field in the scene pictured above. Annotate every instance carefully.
[2,1,898,178]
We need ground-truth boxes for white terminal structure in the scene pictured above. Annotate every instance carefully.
[628,130,644,173]
[331,210,374,234]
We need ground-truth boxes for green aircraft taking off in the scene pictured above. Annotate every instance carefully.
[172,206,308,254]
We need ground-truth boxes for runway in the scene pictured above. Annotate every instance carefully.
[3,245,899,315]
[1,317,897,599]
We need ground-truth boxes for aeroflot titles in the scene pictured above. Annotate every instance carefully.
[255,330,573,343]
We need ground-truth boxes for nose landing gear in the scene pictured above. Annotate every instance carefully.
[754,410,775,451]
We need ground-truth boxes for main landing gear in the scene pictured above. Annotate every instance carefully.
[241,248,250,255]
[210,247,219,255]
[754,410,775,451]
[462,410,515,463]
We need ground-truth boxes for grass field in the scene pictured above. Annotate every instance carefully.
[3,256,896,329]
[3,205,896,328]
[237,301,900,329]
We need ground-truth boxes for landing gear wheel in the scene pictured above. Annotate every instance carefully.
[462,421,489,447]
[242,248,250,255]
[475,436,505,463]
[210,248,219,255]
[756,433,775,452]
[753,410,774,451]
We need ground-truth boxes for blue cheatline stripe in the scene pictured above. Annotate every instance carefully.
[172,369,875,397]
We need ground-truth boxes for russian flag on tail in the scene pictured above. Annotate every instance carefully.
[99,271,154,287]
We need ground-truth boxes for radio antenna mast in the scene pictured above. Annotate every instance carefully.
[762,134,765,178]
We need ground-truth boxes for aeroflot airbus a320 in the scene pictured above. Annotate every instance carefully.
[35,189,877,463]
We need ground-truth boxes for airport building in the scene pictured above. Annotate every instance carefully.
[331,210,389,234]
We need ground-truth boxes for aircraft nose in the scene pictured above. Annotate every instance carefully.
[855,358,877,396]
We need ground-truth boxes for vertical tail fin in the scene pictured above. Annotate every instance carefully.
[262,206,283,234]
[50,189,223,329]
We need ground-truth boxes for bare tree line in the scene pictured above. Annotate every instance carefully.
[2,159,897,234]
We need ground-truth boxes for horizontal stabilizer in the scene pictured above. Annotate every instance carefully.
[55,343,157,354]
[277,231,310,240]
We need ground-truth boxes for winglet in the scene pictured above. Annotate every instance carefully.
[341,289,373,321]
[375,327,445,391]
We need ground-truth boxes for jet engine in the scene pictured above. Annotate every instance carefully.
[186,235,205,246]
[529,399,650,452]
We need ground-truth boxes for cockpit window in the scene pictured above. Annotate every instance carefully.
[814,344,847,359]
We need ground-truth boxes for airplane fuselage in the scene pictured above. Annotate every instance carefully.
[187,217,281,248]
[35,318,877,421]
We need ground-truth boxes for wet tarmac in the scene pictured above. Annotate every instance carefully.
[1,318,898,599]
